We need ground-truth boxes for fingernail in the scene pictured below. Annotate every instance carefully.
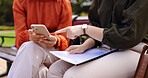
[41,35,44,37]
[70,51,73,54]
[39,39,42,41]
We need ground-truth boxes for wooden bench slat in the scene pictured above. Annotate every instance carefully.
[0,47,17,62]
[0,47,17,56]
[0,52,15,62]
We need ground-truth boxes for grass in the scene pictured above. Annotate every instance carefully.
[0,25,14,30]
[0,32,15,47]
[80,12,88,16]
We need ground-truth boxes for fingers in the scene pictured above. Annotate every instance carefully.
[55,27,73,39]
[66,45,84,54]
[38,41,53,48]
[66,45,77,51]
[37,41,52,47]
[66,31,78,39]
[55,27,78,39]
[66,45,86,54]
[28,29,32,33]
[28,29,35,35]
[67,35,78,39]
[48,35,57,41]
[54,27,68,34]
[74,35,78,39]
[29,34,44,41]
[38,39,56,48]
[70,48,83,54]
[48,35,57,46]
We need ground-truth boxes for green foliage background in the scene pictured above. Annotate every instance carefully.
[0,0,91,26]
[0,0,14,25]
[0,32,15,46]
[71,0,91,15]
[0,0,91,46]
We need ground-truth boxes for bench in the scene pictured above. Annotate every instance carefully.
[1,37,148,78]
[0,36,17,63]
[0,35,17,77]
[134,45,148,78]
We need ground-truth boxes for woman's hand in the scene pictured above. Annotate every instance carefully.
[28,29,44,43]
[37,35,57,48]
[67,38,96,54]
[55,25,83,39]
[28,29,57,48]
[66,45,87,54]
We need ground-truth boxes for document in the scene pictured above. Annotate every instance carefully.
[50,47,117,66]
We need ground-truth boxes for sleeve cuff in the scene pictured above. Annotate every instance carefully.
[93,39,102,48]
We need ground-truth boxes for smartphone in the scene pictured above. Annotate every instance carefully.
[31,24,51,40]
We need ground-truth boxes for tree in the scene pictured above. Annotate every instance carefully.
[0,0,14,25]
[70,0,92,15]
[0,0,92,25]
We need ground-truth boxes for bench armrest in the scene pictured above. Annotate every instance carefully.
[134,45,148,78]
[0,36,16,47]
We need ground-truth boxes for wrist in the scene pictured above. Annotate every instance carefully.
[81,24,88,34]
[54,37,58,46]
[81,43,89,51]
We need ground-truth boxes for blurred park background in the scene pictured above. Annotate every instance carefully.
[0,0,92,77]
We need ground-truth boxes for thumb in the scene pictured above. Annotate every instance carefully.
[28,29,36,35]
[49,35,57,41]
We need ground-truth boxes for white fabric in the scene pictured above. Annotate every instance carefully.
[46,50,140,78]
[47,43,147,78]
[8,41,58,78]
[8,42,146,78]
[63,50,140,78]
[131,42,147,53]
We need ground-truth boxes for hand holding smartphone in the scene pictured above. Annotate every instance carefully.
[30,24,57,48]
[31,24,51,40]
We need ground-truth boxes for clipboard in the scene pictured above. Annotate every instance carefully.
[50,48,118,66]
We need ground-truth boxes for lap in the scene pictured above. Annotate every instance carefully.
[62,50,140,78]
[19,41,59,67]
[47,60,73,78]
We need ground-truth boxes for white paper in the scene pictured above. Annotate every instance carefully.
[50,48,115,65]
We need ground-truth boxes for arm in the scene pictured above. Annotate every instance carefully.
[55,0,148,49]
[55,25,104,41]
[66,38,95,54]
[54,0,72,51]
[102,0,148,49]
[13,0,29,49]
[85,26,104,42]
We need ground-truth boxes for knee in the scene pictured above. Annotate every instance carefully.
[63,67,76,78]
[47,62,62,78]
[47,60,73,78]
[38,65,48,78]
[21,41,37,48]
[17,41,40,55]
[19,41,39,52]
